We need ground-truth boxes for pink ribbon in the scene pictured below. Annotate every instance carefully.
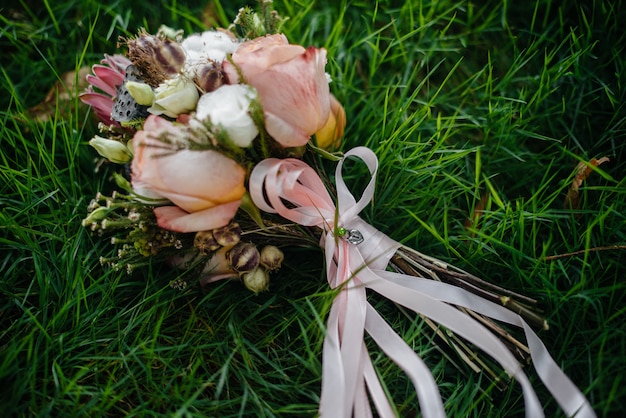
[249,147,595,418]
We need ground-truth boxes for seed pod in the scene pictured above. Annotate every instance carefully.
[194,64,225,94]
[194,230,220,255]
[259,245,284,271]
[241,267,269,294]
[212,222,241,247]
[227,242,260,273]
[111,65,150,124]
[124,30,186,86]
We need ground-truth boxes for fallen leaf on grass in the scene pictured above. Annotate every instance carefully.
[464,192,489,236]
[26,66,90,123]
[563,157,610,210]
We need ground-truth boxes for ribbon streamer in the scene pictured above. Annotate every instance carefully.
[249,147,595,418]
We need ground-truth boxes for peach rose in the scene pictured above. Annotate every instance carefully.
[223,34,331,148]
[131,115,246,233]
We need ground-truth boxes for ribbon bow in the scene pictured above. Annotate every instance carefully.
[249,147,595,418]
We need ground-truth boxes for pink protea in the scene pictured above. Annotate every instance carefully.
[79,54,132,127]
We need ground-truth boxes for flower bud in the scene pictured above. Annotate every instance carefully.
[212,222,242,247]
[227,242,260,273]
[241,267,269,294]
[81,206,110,227]
[315,94,346,150]
[194,230,220,254]
[148,75,199,118]
[125,81,155,106]
[89,135,133,164]
[259,245,284,271]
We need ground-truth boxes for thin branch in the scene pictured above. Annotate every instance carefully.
[543,245,626,261]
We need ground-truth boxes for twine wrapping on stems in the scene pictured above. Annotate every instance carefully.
[249,146,595,418]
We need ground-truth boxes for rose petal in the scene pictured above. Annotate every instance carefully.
[263,112,310,147]
[154,200,241,233]
[315,94,346,149]
[135,147,246,212]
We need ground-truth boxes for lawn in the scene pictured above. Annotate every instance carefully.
[1,0,624,416]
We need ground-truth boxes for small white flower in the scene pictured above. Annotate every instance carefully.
[148,75,199,118]
[89,135,132,164]
[195,84,259,148]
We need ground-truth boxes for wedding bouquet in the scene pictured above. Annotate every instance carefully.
[80,2,594,417]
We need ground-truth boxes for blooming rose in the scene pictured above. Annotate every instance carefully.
[131,115,246,233]
[195,84,259,147]
[223,34,331,148]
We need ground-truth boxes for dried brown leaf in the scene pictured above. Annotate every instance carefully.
[26,66,90,123]
[464,193,489,236]
[564,157,610,210]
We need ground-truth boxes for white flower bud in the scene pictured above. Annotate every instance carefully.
[148,75,199,118]
[195,84,259,148]
[89,136,133,164]
[125,81,155,106]
[81,206,110,227]
[242,267,269,294]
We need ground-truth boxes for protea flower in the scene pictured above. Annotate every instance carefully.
[79,54,132,127]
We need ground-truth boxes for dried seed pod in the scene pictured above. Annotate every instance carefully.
[194,64,225,94]
[194,230,220,255]
[212,222,242,247]
[241,267,269,294]
[123,30,186,86]
[259,245,284,271]
[227,242,260,273]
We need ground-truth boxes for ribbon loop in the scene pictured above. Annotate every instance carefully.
[248,148,595,418]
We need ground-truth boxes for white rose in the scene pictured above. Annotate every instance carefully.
[148,75,199,118]
[195,84,259,148]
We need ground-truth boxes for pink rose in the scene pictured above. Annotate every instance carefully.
[131,115,246,233]
[223,34,331,148]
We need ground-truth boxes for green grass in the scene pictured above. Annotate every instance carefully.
[1,0,625,416]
